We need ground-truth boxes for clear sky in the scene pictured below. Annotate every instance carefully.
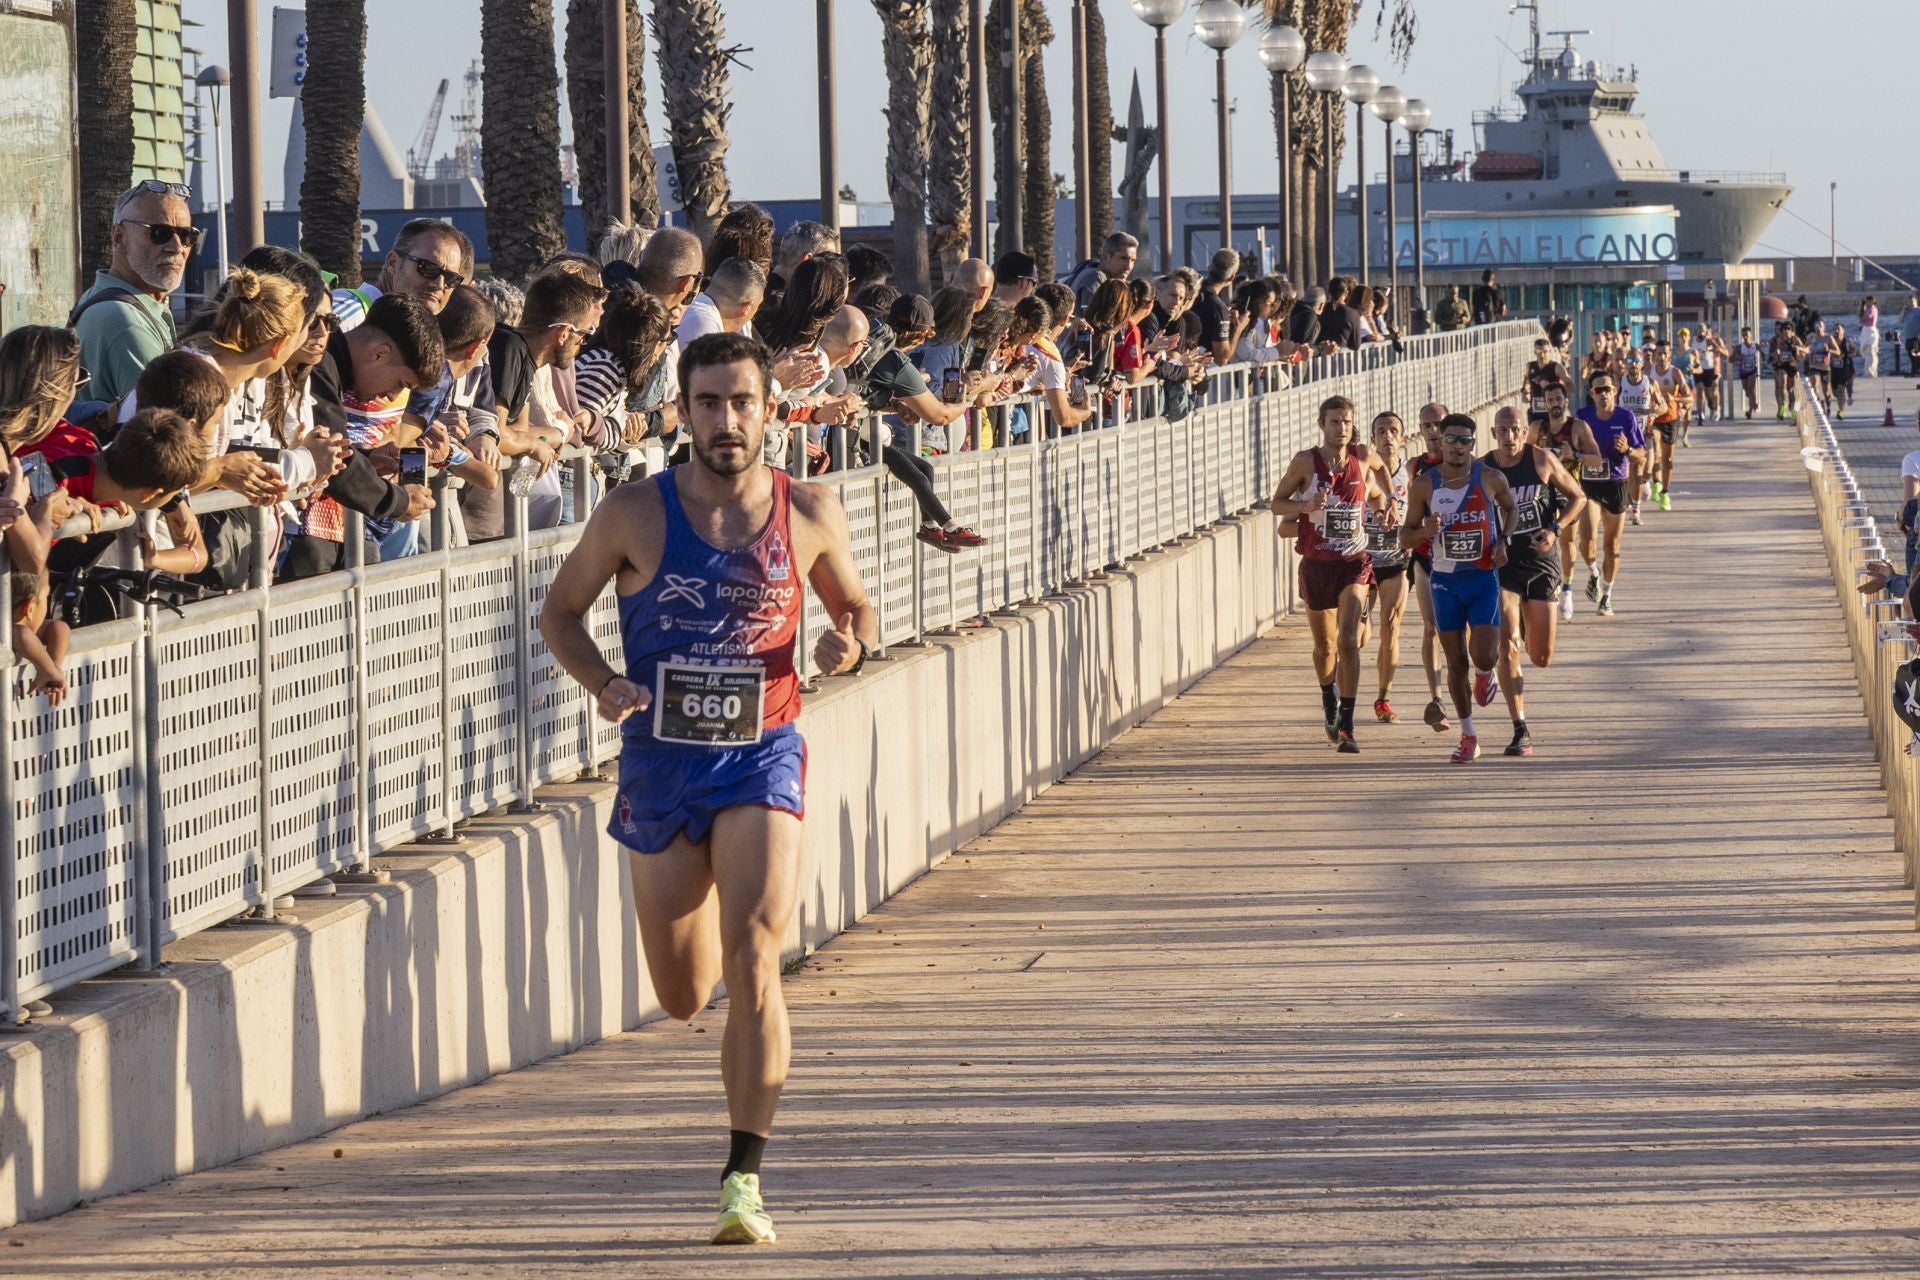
[182,0,1902,260]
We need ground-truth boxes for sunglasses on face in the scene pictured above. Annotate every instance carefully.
[308,311,340,335]
[1442,434,1476,445]
[402,252,465,288]
[1591,384,1616,393]
[123,219,203,249]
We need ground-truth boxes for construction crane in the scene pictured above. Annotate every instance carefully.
[406,79,449,181]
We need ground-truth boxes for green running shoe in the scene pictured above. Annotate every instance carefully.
[712,1172,777,1246]
[1657,489,1671,511]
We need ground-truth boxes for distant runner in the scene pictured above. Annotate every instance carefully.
[1574,371,1647,617]
[1361,411,1413,723]
[1484,406,1588,756]
[1532,381,1602,621]
[1400,412,1517,763]
[1272,394,1385,753]
[1732,326,1763,420]
[1408,402,1454,732]
[1646,341,1689,511]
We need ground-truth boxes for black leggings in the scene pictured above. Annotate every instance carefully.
[883,445,952,526]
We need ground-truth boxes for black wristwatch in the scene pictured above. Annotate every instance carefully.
[847,638,870,676]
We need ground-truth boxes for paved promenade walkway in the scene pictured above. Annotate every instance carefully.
[7,416,1920,1276]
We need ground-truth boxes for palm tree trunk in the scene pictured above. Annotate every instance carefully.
[1084,0,1113,247]
[566,0,660,244]
[873,2,933,296]
[926,0,972,275]
[301,0,367,285]
[985,0,1017,259]
[76,0,138,275]
[1019,0,1053,279]
[481,0,567,283]
[652,0,733,241]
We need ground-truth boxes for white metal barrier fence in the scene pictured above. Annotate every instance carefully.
[0,322,1536,1018]
[1795,399,1920,917]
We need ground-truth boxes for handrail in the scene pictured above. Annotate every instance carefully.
[1793,396,1920,911]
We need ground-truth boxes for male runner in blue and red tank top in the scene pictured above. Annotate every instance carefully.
[1400,413,1518,763]
[1271,394,1387,753]
[541,332,877,1247]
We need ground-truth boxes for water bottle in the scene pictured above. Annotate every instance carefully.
[508,456,539,499]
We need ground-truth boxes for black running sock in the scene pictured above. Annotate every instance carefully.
[1512,719,1529,738]
[723,1130,768,1182]
[1338,697,1357,734]
[1320,682,1339,723]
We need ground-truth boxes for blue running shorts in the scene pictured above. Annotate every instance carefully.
[1430,568,1502,632]
[611,724,807,853]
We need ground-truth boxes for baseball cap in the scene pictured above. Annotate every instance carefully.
[993,250,1038,283]
[889,293,935,333]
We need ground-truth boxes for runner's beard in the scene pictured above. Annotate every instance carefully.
[691,426,761,477]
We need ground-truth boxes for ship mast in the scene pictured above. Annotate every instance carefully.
[1509,2,1542,74]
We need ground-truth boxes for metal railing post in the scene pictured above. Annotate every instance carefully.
[507,490,541,813]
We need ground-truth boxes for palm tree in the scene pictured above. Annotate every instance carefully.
[566,0,661,244]
[1084,0,1114,247]
[300,0,367,285]
[1259,1,1414,284]
[652,0,734,241]
[75,0,137,274]
[1019,0,1053,279]
[481,0,567,282]
[872,2,933,295]
[926,0,972,274]
[984,0,1018,259]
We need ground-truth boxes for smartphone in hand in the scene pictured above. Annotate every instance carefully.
[399,445,429,488]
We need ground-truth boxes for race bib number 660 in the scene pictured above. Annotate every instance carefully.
[653,661,766,745]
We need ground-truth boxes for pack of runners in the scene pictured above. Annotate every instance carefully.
[1272,326,1693,765]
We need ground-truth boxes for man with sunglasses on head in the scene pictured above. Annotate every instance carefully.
[71,180,199,402]
[330,217,474,332]
[1573,372,1646,617]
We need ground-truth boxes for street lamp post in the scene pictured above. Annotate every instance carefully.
[1129,0,1188,273]
[1341,63,1377,284]
[971,0,989,258]
[1193,1,1246,259]
[1370,85,1405,320]
[1071,0,1091,263]
[1302,51,1347,285]
[1402,98,1432,332]
[817,0,839,229]
[1258,26,1306,283]
[603,0,631,228]
[196,65,231,278]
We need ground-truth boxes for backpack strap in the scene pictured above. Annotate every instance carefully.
[66,287,141,330]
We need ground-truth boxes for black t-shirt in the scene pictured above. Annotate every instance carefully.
[486,327,536,422]
[1472,283,1506,323]
[1139,306,1167,347]
[1285,302,1321,347]
[1191,289,1232,352]
[1318,304,1362,351]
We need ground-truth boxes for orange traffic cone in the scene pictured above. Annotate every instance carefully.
[1885,397,1897,427]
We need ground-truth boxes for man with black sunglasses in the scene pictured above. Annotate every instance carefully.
[331,217,473,333]
[70,180,197,402]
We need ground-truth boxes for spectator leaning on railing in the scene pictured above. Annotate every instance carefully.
[288,292,445,577]
[678,257,766,346]
[482,269,602,531]
[0,325,92,581]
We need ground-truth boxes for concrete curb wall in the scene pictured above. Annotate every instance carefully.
[0,505,1280,1229]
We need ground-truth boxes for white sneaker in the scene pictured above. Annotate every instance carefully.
[1558,585,1575,621]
